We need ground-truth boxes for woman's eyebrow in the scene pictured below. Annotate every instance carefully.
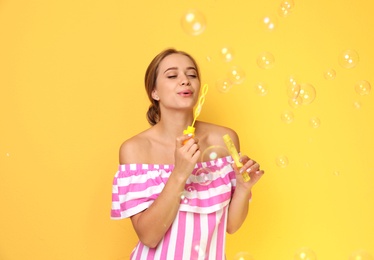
[163,67,178,74]
[163,67,196,74]
[186,67,197,71]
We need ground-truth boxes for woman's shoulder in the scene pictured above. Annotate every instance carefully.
[199,121,236,133]
[197,121,239,147]
[197,121,238,136]
[119,129,152,164]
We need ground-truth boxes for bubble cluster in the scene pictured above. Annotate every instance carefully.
[181,9,206,36]
[285,75,317,107]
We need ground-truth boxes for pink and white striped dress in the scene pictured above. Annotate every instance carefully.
[111,156,237,260]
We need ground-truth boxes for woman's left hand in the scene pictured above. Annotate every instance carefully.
[232,155,264,188]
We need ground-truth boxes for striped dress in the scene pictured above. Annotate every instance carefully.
[111,156,237,260]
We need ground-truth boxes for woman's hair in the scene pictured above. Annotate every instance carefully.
[144,48,201,126]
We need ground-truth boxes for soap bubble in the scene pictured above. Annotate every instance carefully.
[309,117,321,128]
[294,247,317,260]
[257,52,275,69]
[182,186,197,204]
[353,101,362,109]
[286,75,301,99]
[194,167,213,185]
[286,76,304,107]
[349,250,374,260]
[286,75,303,108]
[299,83,316,105]
[338,49,359,69]
[233,251,255,260]
[201,145,228,162]
[186,186,196,193]
[216,78,233,93]
[323,68,336,80]
[181,9,206,36]
[288,96,303,108]
[191,241,207,260]
[281,110,294,123]
[261,14,277,31]
[228,66,246,85]
[276,155,289,168]
[278,0,295,17]
[220,47,234,62]
[355,80,371,95]
[180,192,189,204]
[254,82,269,96]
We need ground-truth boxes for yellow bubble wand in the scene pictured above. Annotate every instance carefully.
[183,83,209,136]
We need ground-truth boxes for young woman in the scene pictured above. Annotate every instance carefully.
[111,48,264,259]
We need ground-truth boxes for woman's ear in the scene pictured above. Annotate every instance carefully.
[152,90,159,101]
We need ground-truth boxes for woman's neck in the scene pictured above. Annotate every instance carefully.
[154,110,194,141]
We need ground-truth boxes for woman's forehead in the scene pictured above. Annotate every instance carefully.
[159,53,196,71]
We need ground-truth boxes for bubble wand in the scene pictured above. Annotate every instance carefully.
[183,83,209,137]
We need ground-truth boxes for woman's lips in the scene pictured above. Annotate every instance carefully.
[178,90,193,97]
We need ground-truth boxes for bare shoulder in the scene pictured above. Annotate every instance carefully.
[119,130,151,164]
[197,121,240,149]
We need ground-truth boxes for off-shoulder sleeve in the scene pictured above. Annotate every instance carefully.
[111,164,172,219]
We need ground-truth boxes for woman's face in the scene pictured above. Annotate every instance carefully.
[153,53,201,111]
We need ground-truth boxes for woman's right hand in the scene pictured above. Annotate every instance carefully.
[173,134,201,181]
[129,134,201,248]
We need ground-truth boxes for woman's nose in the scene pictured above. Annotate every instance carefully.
[180,76,191,86]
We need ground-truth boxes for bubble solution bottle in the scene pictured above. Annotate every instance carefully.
[223,134,250,182]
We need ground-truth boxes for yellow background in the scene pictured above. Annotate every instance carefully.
[1,0,373,259]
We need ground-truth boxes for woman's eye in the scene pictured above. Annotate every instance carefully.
[188,75,197,78]
[167,75,177,78]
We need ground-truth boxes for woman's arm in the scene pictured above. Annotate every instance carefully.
[121,135,200,248]
[226,131,264,233]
